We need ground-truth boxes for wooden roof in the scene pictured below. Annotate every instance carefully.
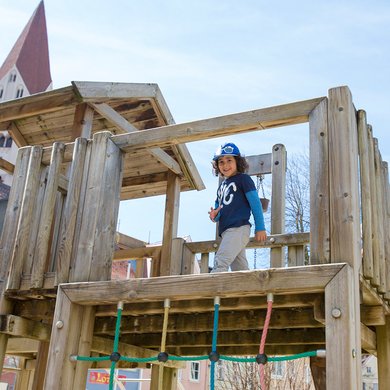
[0,81,205,199]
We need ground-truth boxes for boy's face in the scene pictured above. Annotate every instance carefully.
[217,155,237,178]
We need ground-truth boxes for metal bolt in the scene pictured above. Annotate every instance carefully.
[352,349,356,358]
[331,308,342,318]
[213,243,218,248]
[56,320,64,329]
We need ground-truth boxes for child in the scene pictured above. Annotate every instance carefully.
[208,142,267,272]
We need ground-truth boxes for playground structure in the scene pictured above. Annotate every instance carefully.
[0,82,389,389]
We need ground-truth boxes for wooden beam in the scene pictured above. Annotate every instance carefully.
[113,246,160,261]
[7,121,28,147]
[94,308,323,335]
[72,81,160,101]
[0,315,51,341]
[185,232,310,253]
[120,328,325,348]
[0,157,15,174]
[41,97,326,164]
[92,336,184,369]
[90,102,182,174]
[360,323,376,354]
[71,103,94,140]
[0,86,78,123]
[6,338,39,354]
[361,305,386,326]
[60,264,345,305]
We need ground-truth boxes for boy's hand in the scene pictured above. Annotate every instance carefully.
[208,206,221,222]
[255,230,267,242]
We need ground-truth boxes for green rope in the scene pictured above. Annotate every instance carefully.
[120,356,158,363]
[169,355,210,361]
[76,356,111,362]
[220,350,318,363]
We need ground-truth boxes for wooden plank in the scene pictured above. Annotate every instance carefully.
[325,265,361,389]
[90,102,182,174]
[89,136,123,281]
[24,167,47,276]
[7,146,43,290]
[246,153,272,176]
[357,110,374,279]
[0,147,31,286]
[376,316,390,388]
[0,157,14,174]
[360,305,386,326]
[55,139,89,284]
[181,240,195,275]
[0,315,51,341]
[367,126,380,287]
[120,328,325,348]
[41,97,326,163]
[94,308,322,334]
[373,139,386,294]
[71,103,94,140]
[115,232,146,249]
[160,171,181,276]
[6,338,39,354]
[270,144,287,267]
[113,246,160,261]
[92,336,185,369]
[61,264,345,305]
[382,162,390,300]
[309,98,330,264]
[0,85,78,123]
[31,142,65,288]
[70,132,112,282]
[72,81,160,101]
[288,246,305,266]
[200,253,209,273]
[7,121,28,147]
[185,232,310,253]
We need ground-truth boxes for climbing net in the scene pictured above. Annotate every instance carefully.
[70,295,325,390]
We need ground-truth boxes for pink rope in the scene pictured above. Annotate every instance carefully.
[259,297,273,390]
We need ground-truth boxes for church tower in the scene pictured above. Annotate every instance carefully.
[0,1,52,187]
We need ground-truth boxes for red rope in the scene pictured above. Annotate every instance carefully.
[259,296,273,390]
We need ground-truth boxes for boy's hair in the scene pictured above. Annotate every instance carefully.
[212,155,249,177]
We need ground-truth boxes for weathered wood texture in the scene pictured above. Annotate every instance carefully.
[270,144,287,267]
[327,86,362,388]
[309,98,330,264]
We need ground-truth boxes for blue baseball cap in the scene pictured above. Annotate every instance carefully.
[213,142,241,161]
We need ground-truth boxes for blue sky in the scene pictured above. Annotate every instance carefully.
[1,0,389,248]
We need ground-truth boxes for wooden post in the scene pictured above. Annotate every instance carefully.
[382,162,390,301]
[325,265,359,389]
[367,126,381,287]
[71,103,94,140]
[309,98,330,265]
[377,315,390,389]
[373,139,386,294]
[43,287,84,389]
[31,142,65,288]
[7,146,43,290]
[327,86,362,388]
[160,171,181,276]
[150,365,178,390]
[357,110,374,280]
[31,341,49,390]
[270,144,286,268]
[55,138,89,285]
[71,131,123,282]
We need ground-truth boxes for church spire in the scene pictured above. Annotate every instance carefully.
[0,1,52,96]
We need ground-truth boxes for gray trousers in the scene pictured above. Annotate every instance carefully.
[211,225,250,272]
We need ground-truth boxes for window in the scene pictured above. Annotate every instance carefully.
[5,137,12,147]
[271,361,285,379]
[16,87,24,98]
[0,135,5,147]
[9,72,16,82]
[190,361,200,381]
[0,87,3,99]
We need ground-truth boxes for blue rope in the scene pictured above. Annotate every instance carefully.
[210,299,220,390]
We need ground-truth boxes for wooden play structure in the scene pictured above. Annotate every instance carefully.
[0,82,389,389]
